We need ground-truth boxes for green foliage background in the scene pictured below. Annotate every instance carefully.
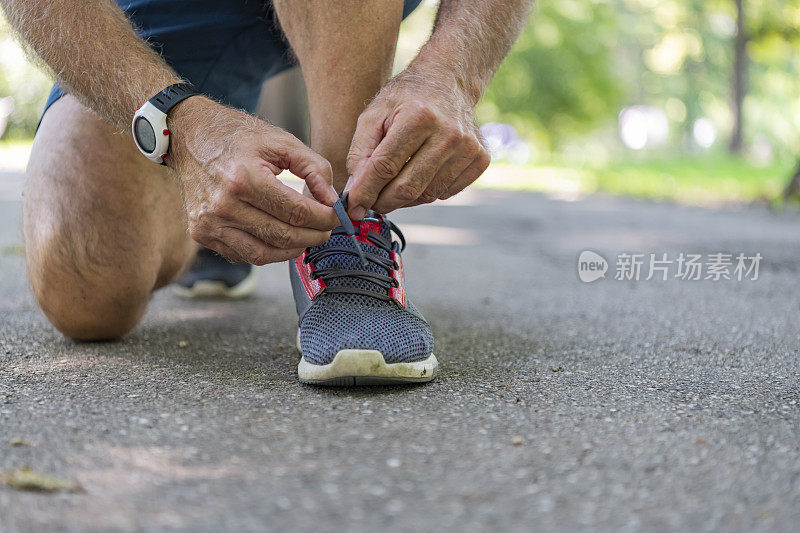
[479,1,625,152]
[478,0,800,160]
[2,0,800,161]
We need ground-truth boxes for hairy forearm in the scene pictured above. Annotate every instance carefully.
[1,0,181,130]
[411,0,533,105]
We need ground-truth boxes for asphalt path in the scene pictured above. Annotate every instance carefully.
[1,172,799,531]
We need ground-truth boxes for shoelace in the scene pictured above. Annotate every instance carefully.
[331,193,368,267]
[304,193,406,302]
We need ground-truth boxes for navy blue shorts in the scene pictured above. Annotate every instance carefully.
[42,0,422,118]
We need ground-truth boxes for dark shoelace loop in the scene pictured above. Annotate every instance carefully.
[307,194,405,302]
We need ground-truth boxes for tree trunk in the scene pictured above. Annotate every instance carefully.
[730,0,747,153]
[782,160,800,202]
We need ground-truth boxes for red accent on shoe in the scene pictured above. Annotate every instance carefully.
[355,219,382,246]
[162,129,170,135]
[295,250,325,299]
[389,251,407,308]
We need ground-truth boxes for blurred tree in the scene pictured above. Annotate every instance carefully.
[743,0,800,198]
[729,0,746,153]
[478,0,625,152]
[477,0,800,162]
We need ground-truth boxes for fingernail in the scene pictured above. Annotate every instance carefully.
[329,185,339,200]
[344,175,354,192]
[350,205,367,220]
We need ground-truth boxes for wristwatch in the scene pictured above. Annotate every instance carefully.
[131,82,199,163]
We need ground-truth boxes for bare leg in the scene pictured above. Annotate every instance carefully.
[273,0,404,190]
[25,96,196,340]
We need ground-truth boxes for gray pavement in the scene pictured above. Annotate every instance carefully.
[1,170,799,532]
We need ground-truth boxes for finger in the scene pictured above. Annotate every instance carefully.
[371,133,458,213]
[273,133,338,206]
[225,203,332,249]
[241,167,339,231]
[346,109,385,175]
[188,221,247,263]
[218,226,305,266]
[440,150,491,200]
[402,143,478,207]
[204,239,247,264]
[347,109,432,217]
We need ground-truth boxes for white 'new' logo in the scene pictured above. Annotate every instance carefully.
[578,250,608,283]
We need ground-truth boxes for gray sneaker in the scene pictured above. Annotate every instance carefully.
[288,198,437,386]
[174,247,256,299]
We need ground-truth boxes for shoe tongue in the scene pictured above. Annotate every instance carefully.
[311,216,392,296]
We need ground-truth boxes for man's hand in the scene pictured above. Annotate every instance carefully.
[167,97,339,265]
[344,0,532,218]
[346,70,490,217]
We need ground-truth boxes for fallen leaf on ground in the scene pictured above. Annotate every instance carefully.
[10,438,27,446]
[1,244,24,256]
[1,466,83,493]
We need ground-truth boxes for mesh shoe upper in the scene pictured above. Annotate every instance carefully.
[290,209,433,366]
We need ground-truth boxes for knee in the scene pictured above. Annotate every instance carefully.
[26,231,154,341]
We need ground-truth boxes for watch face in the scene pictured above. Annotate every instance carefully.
[133,116,157,153]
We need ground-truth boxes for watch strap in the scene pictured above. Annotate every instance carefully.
[149,82,198,114]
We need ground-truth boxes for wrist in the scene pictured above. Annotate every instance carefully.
[408,43,484,107]
[163,95,212,170]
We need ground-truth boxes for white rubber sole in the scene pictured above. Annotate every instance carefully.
[296,331,438,386]
[173,269,257,299]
